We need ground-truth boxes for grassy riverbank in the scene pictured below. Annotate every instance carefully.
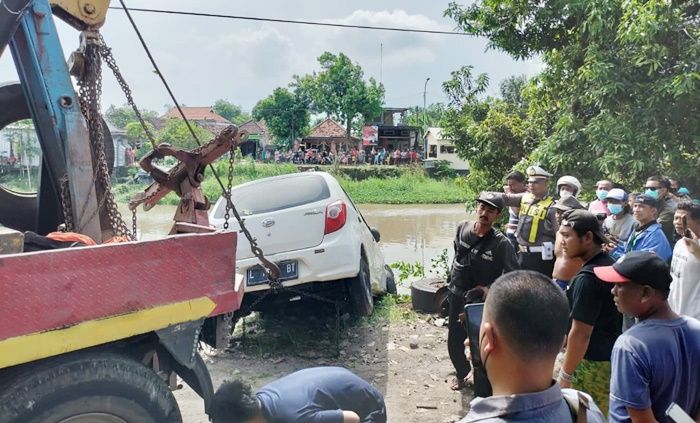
[113,161,470,205]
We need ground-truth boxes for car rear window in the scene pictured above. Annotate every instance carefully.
[214,174,330,217]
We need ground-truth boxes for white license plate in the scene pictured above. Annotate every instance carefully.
[246,260,298,286]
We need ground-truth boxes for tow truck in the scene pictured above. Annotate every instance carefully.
[0,1,255,421]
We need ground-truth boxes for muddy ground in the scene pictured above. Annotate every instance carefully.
[174,296,473,422]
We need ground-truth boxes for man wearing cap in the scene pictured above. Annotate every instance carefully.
[552,196,586,290]
[609,194,672,262]
[489,165,559,276]
[602,188,635,244]
[447,192,519,391]
[594,251,700,423]
[557,209,622,416]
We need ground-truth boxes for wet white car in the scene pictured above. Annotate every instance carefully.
[210,171,395,316]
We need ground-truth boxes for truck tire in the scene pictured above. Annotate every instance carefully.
[0,352,182,423]
[348,255,374,316]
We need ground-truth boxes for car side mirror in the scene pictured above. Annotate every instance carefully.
[370,228,381,242]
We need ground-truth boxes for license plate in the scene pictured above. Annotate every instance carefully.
[246,260,298,286]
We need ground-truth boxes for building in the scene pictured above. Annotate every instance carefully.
[363,108,421,152]
[423,128,469,173]
[302,118,361,153]
[238,120,272,158]
[162,106,232,134]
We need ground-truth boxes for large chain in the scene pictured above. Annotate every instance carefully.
[99,34,157,149]
[75,32,131,238]
[223,146,235,230]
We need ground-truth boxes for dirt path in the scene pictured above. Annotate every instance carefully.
[175,299,473,422]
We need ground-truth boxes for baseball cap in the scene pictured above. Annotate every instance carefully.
[560,209,607,243]
[553,196,585,212]
[634,194,659,208]
[606,188,627,202]
[477,191,505,212]
[593,251,672,291]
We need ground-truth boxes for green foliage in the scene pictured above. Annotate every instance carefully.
[390,261,425,284]
[155,119,213,150]
[429,248,451,283]
[431,160,458,180]
[444,0,700,190]
[406,103,447,134]
[212,99,251,125]
[295,52,385,139]
[252,87,310,149]
[105,104,158,129]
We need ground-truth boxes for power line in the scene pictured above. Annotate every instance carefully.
[106,7,470,37]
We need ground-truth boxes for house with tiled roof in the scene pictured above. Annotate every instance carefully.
[162,106,231,134]
[302,118,361,153]
[238,119,272,157]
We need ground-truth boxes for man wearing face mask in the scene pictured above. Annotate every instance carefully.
[589,179,614,217]
[458,271,606,423]
[556,175,582,200]
[602,188,635,244]
[644,176,677,245]
[610,194,673,262]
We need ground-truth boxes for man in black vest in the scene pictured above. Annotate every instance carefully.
[448,192,519,391]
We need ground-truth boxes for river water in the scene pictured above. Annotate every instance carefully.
[120,203,473,269]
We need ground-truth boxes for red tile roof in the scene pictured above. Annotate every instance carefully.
[163,107,231,124]
[306,118,352,139]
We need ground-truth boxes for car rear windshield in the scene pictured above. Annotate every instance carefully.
[214,174,330,217]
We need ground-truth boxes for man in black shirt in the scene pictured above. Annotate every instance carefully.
[557,209,622,417]
[448,192,519,391]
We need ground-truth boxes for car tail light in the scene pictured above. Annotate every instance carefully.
[324,200,347,235]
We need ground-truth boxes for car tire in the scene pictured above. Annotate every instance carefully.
[411,277,447,314]
[0,352,183,423]
[385,265,397,294]
[348,255,374,316]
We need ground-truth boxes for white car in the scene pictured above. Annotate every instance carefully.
[210,171,395,316]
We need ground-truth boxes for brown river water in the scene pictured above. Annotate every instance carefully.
[119,203,472,269]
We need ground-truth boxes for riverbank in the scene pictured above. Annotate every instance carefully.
[114,162,471,205]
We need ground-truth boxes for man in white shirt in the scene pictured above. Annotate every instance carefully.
[669,200,700,319]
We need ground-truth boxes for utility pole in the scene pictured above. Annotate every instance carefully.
[423,77,430,129]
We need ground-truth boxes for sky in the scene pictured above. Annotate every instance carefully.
[0,1,542,115]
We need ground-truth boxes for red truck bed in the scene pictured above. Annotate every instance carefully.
[0,231,241,369]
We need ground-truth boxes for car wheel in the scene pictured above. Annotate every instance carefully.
[348,255,374,316]
[385,265,397,295]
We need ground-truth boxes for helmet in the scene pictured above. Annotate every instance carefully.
[556,176,582,196]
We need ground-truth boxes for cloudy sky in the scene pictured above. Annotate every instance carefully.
[0,1,542,115]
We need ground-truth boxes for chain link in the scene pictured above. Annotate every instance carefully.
[223,145,235,231]
[99,34,157,150]
[59,175,74,231]
[74,32,131,239]
[132,208,138,240]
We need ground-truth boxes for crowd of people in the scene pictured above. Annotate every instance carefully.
[447,167,700,422]
[258,146,422,166]
[206,166,699,423]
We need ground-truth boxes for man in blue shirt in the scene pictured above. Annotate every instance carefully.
[609,195,672,262]
[209,367,386,423]
[459,271,605,422]
[594,251,700,423]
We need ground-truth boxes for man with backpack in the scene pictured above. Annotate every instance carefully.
[447,192,518,391]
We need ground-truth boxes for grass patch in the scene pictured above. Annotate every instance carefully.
[359,294,416,326]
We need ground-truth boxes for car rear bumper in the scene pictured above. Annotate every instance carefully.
[237,231,360,293]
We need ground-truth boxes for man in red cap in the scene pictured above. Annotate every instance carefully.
[594,251,700,423]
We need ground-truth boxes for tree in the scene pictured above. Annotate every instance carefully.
[104,104,159,129]
[445,1,700,189]
[406,103,448,134]
[155,119,213,151]
[441,66,535,190]
[252,88,310,149]
[212,99,251,125]
[296,52,385,144]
